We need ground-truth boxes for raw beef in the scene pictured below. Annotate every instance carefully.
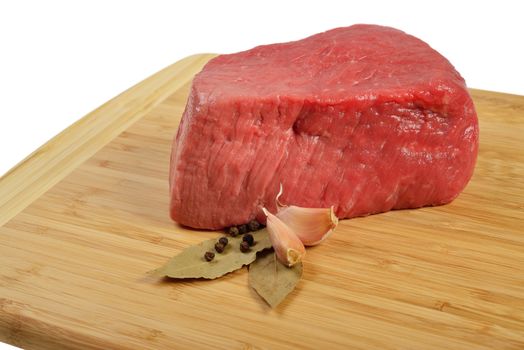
[169,24,479,229]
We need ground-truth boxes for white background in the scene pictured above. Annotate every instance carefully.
[0,1,522,349]
[1,1,524,178]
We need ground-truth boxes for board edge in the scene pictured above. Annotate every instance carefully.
[0,53,218,227]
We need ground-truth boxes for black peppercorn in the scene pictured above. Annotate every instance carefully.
[219,236,228,246]
[214,242,225,253]
[238,224,248,234]
[228,226,239,237]
[248,220,260,232]
[204,251,215,261]
[240,241,250,253]
[242,233,254,246]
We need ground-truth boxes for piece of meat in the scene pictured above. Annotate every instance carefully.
[169,24,479,229]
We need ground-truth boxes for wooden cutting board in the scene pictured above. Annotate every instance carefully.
[1,54,523,350]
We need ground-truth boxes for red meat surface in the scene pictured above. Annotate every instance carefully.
[169,24,479,229]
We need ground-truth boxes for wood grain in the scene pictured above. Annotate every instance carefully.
[1,54,523,350]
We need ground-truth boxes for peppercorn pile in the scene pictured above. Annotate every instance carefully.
[203,220,263,261]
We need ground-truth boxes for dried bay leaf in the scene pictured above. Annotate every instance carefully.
[249,250,303,307]
[152,229,271,279]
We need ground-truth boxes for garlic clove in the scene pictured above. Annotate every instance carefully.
[276,206,338,246]
[262,208,306,267]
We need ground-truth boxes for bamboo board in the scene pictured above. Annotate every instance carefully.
[1,54,523,350]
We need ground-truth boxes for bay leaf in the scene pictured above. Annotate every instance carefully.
[248,250,303,308]
[152,229,271,279]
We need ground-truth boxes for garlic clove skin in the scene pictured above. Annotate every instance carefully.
[275,183,285,210]
[276,206,338,246]
[262,208,306,267]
